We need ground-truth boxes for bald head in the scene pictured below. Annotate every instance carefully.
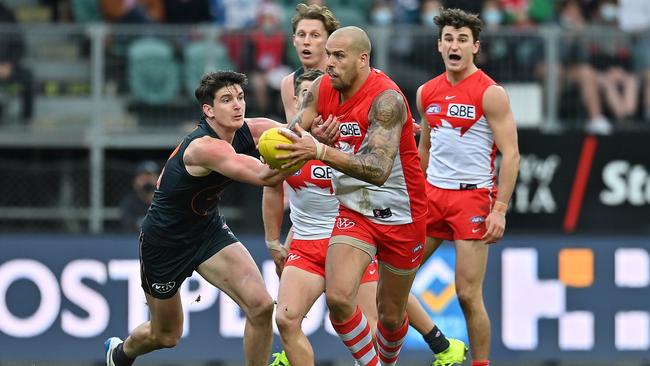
[329,26,371,56]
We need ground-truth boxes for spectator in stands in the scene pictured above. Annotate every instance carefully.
[618,0,650,122]
[385,0,444,110]
[241,2,291,116]
[0,2,34,123]
[369,0,395,26]
[443,0,483,14]
[100,0,164,23]
[119,160,160,233]
[557,0,613,134]
[586,0,639,123]
[419,0,441,27]
[209,0,258,30]
[481,0,505,31]
[499,0,555,25]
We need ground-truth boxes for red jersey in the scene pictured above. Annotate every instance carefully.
[318,68,427,224]
[420,70,498,189]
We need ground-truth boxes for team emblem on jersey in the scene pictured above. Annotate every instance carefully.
[339,122,362,137]
[447,103,476,120]
[426,104,441,114]
[286,254,301,262]
[336,217,355,229]
[470,215,485,224]
[152,281,176,294]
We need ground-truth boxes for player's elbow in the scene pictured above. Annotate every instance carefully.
[502,147,520,168]
[369,171,391,186]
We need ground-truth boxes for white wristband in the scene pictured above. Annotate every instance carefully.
[265,239,284,252]
[308,134,326,161]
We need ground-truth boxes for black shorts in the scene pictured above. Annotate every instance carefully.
[139,220,239,299]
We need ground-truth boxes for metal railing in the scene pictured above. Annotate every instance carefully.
[0,23,646,233]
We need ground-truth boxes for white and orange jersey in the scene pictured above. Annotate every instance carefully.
[420,70,498,189]
[318,69,427,225]
[285,160,339,240]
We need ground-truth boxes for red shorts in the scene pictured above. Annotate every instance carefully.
[285,238,378,283]
[329,207,426,272]
[425,182,497,241]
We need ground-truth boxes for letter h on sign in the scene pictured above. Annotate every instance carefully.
[502,248,650,351]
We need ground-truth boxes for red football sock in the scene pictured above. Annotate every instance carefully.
[376,315,409,366]
[472,360,490,366]
[330,305,378,366]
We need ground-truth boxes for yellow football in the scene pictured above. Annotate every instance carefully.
[258,127,305,171]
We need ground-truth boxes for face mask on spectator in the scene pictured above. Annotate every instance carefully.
[600,4,618,22]
[421,11,438,26]
[372,8,393,25]
[482,9,503,27]
[560,14,578,29]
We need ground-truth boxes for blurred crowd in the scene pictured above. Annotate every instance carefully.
[1,0,650,134]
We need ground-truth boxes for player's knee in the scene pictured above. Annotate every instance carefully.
[325,289,355,314]
[275,306,303,334]
[378,312,405,331]
[456,287,481,311]
[153,332,181,349]
[246,294,275,322]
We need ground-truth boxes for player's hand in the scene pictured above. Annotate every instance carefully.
[482,211,506,244]
[276,124,319,168]
[312,114,340,145]
[412,118,421,136]
[269,246,287,278]
[258,163,290,185]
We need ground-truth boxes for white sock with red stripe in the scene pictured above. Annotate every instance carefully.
[376,315,409,366]
[330,306,379,366]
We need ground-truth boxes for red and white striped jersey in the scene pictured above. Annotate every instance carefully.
[318,69,427,225]
[285,160,338,239]
[420,70,498,189]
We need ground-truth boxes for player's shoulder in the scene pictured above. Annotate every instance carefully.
[420,72,447,90]
[482,83,509,105]
[280,72,296,93]
[187,134,231,155]
[478,69,498,84]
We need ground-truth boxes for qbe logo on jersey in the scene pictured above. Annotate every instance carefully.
[447,103,476,120]
[311,165,332,180]
[403,246,468,350]
[339,122,362,137]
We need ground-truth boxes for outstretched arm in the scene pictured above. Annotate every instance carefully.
[277,89,407,186]
[184,137,291,187]
[482,85,520,244]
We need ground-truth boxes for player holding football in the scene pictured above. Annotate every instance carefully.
[273,26,468,366]
[264,4,466,366]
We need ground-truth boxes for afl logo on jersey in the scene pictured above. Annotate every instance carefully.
[426,104,441,114]
[339,122,362,137]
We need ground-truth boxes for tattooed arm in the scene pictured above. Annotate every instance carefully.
[286,77,322,132]
[277,89,407,186]
[344,89,406,185]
